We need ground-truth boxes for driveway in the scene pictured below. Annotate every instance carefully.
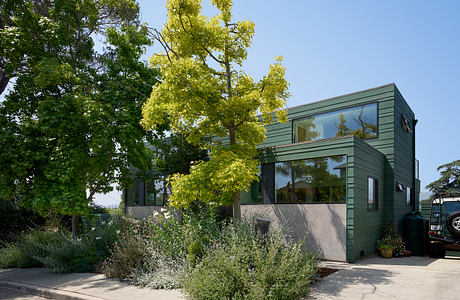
[306,256,460,300]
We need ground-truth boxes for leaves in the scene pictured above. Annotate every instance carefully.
[426,160,460,195]
[0,0,160,216]
[142,0,290,214]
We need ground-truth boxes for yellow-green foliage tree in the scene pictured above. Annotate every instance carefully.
[141,0,290,218]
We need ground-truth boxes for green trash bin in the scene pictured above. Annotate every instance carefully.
[404,211,425,256]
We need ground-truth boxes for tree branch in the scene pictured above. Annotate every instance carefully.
[0,71,10,96]
[178,9,225,64]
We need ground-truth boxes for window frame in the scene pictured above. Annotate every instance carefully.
[291,101,379,144]
[367,176,379,212]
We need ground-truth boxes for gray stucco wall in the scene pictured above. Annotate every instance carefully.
[126,206,162,219]
[125,203,347,261]
[241,203,347,261]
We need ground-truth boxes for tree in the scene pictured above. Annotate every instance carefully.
[426,160,460,196]
[0,0,160,237]
[141,0,290,218]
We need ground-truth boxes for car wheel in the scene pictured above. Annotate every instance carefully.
[446,211,460,238]
[429,243,446,258]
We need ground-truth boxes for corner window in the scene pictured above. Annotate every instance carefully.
[368,177,378,211]
[293,103,378,143]
[274,155,347,203]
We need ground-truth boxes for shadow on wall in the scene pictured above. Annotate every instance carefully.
[272,204,324,258]
[326,204,347,250]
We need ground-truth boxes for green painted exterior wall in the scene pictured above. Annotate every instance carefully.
[349,139,385,261]
[254,83,417,262]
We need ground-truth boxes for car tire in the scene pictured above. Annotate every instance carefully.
[429,243,446,258]
[446,211,460,238]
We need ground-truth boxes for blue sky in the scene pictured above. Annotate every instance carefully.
[96,0,460,205]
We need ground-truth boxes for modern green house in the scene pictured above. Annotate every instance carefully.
[125,83,420,262]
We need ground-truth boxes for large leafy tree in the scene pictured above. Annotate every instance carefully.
[141,0,290,218]
[426,160,460,196]
[0,0,160,234]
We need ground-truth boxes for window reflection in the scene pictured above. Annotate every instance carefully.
[275,156,346,203]
[145,177,169,206]
[241,166,262,204]
[126,179,140,206]
[293,103,377,142]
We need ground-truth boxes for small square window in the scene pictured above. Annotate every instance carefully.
[368,177,378,211]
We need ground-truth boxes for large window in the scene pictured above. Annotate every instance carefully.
[293,103,378,143]
[145,178,169,206]
[126,177,170,206]
[368,177,378,211]
[274,155,346,203]
[242,156,347,204]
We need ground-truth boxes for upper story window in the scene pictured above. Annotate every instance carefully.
[293,102,378,143]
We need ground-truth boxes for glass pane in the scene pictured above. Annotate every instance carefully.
[406,187,411,206]
[368,178,375,207]
[444,202,460,215]
[274,155,346,203]
[126,181,140,206]
[293,103,377,143]
[241,166,262,204]
[145,178,168,206]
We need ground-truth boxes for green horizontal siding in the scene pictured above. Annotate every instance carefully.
[225,83,416,262]
[351,140,385,261]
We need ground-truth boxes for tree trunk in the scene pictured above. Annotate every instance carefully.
[229,128,241,219]
[291,171,296,203]
[0,71,10,96]
[233,192,241,220]
[71,215,79,240]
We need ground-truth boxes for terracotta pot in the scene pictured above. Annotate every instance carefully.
[380,248,393,258]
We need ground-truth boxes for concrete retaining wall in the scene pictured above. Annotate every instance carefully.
[126,206,162,219]
[126,203,347,261]
[242,203,347,261]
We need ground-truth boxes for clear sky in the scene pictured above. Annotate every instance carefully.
[6,0,460,206]
[98,0,460,205]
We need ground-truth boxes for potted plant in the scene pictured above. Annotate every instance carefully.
[377,238,393,258]
[379,244,393,258]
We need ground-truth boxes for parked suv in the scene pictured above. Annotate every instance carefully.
[428,195,460,258]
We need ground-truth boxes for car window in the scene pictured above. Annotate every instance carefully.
[443,202,460,216]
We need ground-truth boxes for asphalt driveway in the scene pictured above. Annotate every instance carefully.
[306,255,460,300]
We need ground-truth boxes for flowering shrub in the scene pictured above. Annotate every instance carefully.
[2,207,319,298]
[102,207,223,288]
[377,222,406,257]
[183,220,318,300]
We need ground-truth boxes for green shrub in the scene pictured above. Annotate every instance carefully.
[0,198,44,244]
[0,243,35,268]
[102,207,224,288]
[183,220,318,300]
[0,216,124,273]
[130,242,187,289]
[102,230,147,279]
[0,229,58,268]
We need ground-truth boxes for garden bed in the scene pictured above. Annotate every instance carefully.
[317,267,339,278]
